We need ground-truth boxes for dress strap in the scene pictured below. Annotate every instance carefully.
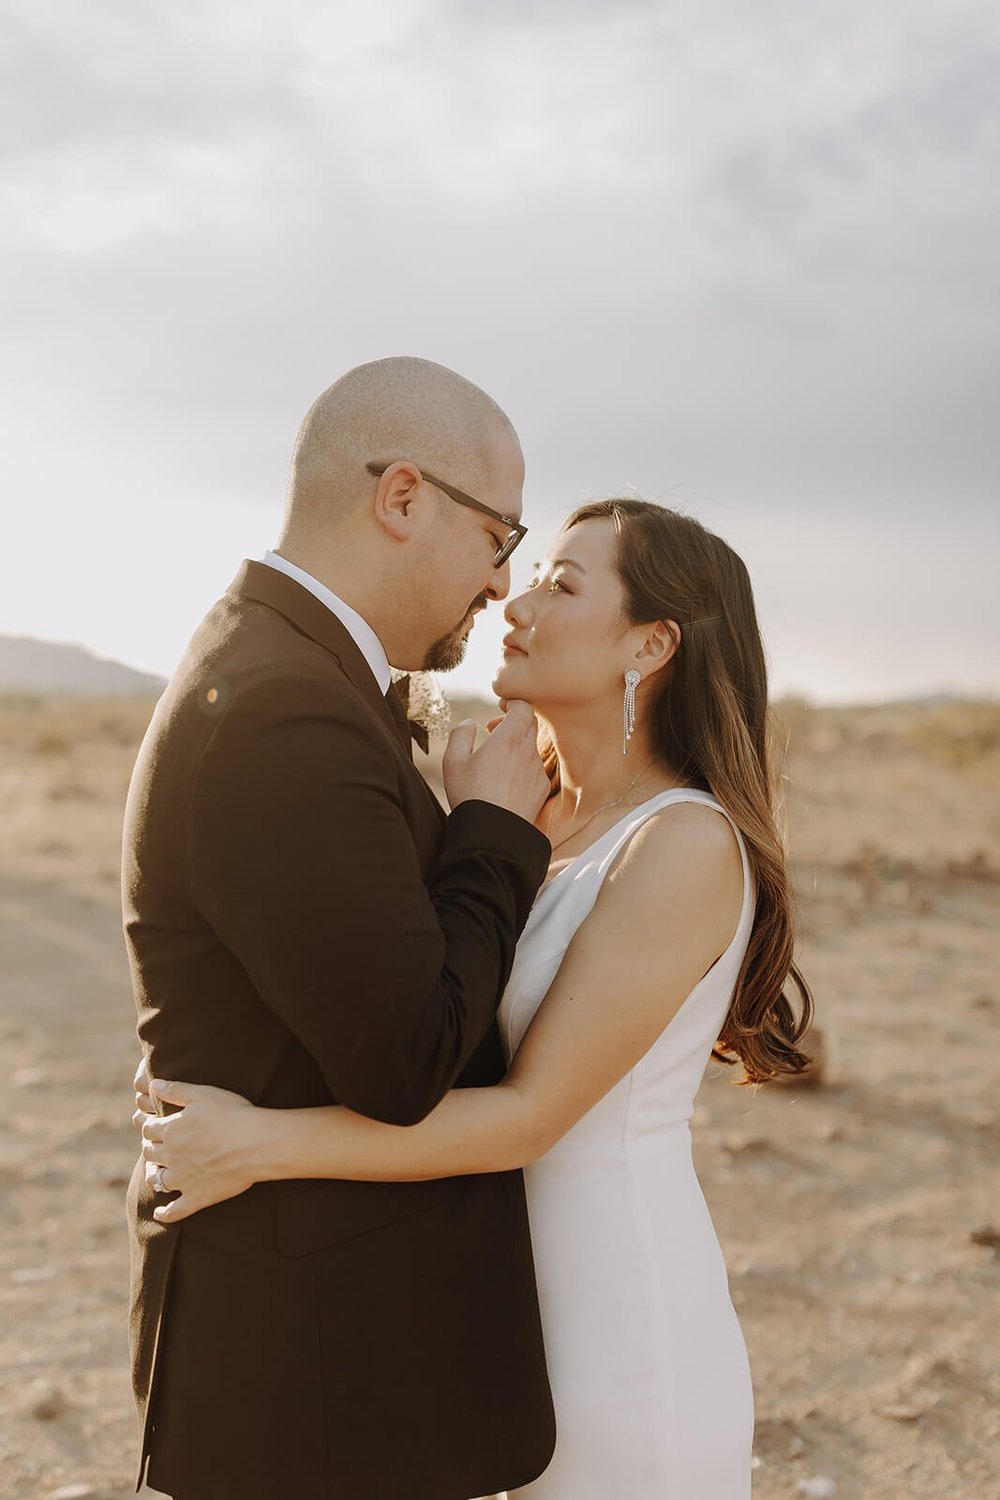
[598,789,754,938]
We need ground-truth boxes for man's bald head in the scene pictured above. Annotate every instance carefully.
[272,357,528,673]
[282,356,522,542]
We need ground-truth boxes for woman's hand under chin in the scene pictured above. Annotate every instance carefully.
[137,1080,263,1224]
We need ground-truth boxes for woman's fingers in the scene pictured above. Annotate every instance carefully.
[140,1112,171,1162]
[153,1194,196,1224]
[133,1057,155,1115]
[143,1157,202,1223]
[133,1083,255,1220]
[144,1158,173,1190]
[149,1078,203,1108]
[134,1075,212,1129]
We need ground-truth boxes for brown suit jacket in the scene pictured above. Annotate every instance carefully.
[123,560,555,1500]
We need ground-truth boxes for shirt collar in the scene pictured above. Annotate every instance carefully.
[259,550,392,694]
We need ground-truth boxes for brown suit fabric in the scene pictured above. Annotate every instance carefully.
[122,561,555,1499]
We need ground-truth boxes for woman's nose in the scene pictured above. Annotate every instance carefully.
[504,588,534,627]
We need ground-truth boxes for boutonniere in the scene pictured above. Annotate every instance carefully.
[389,669,452,754]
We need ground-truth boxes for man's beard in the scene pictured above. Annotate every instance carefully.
[423,593,488,671]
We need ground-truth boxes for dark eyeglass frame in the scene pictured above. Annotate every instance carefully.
[366,460,527,568]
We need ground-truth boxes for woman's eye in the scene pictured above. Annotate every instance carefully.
[527,577,540,590]
[548,578,568,593]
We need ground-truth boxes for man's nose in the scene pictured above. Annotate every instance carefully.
[485,558,512,602]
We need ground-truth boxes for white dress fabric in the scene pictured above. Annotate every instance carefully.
[499,789,756,1500]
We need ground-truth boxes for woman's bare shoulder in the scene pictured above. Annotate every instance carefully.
[597,798,745,951]
[608,796,742,882]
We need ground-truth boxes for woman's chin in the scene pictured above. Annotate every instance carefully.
[492,657,528,698]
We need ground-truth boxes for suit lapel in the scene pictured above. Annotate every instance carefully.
[229,560,402,741]
[384,680,415,758]
[228,560,444,824]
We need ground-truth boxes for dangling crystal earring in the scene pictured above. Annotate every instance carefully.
[622,669,640,755]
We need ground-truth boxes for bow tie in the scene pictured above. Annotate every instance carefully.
[387,673,430,754]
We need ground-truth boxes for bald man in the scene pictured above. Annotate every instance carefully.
[123,359,556,1500]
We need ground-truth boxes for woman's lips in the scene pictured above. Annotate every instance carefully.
[501,638,527,656]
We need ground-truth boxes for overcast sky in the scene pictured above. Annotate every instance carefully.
[2,0,998,701]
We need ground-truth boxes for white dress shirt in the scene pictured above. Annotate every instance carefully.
[259,550,392,694]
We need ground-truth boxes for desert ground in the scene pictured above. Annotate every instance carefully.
[0,691,998,1499]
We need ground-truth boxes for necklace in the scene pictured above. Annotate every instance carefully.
[547,759,657,855]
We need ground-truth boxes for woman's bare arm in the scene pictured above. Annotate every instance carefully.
[143,804,743,1222]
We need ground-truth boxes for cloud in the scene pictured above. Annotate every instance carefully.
[0,0,997,524]
[1,0,997,699]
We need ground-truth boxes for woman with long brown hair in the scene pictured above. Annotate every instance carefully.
[139,498,812,1497]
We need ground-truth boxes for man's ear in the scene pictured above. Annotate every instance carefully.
[635,619,681,677]
[372,461,423,543]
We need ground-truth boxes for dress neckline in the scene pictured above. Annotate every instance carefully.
[539,786,721,895]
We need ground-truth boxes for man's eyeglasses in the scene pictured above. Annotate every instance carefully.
[366,461,527,568]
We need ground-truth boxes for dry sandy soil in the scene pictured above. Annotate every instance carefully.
[1,692,998,1499]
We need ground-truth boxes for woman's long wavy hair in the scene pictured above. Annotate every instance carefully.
[556,498,813,1084]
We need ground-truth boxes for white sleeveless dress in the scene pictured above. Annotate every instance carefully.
[498,789,755,1499]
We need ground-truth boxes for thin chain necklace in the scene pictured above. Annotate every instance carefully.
[547,758,657,855]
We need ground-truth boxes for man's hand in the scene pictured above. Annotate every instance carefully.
[442,700,549,824]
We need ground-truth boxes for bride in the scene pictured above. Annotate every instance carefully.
[137,497,812,1498]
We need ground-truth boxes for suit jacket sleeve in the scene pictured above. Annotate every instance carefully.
[187,674,549,1125]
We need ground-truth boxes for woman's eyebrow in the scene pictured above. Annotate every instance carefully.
[549,557,586,574]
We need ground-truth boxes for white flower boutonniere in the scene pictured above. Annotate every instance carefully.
[389,669,452,753]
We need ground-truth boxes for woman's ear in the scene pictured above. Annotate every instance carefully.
[635,618,681,677]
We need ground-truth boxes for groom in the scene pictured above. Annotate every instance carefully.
[123,357,556,1500]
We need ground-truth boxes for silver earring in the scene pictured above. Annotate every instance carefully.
[622,669,640,754]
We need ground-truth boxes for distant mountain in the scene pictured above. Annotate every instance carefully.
[0,635,166,697]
